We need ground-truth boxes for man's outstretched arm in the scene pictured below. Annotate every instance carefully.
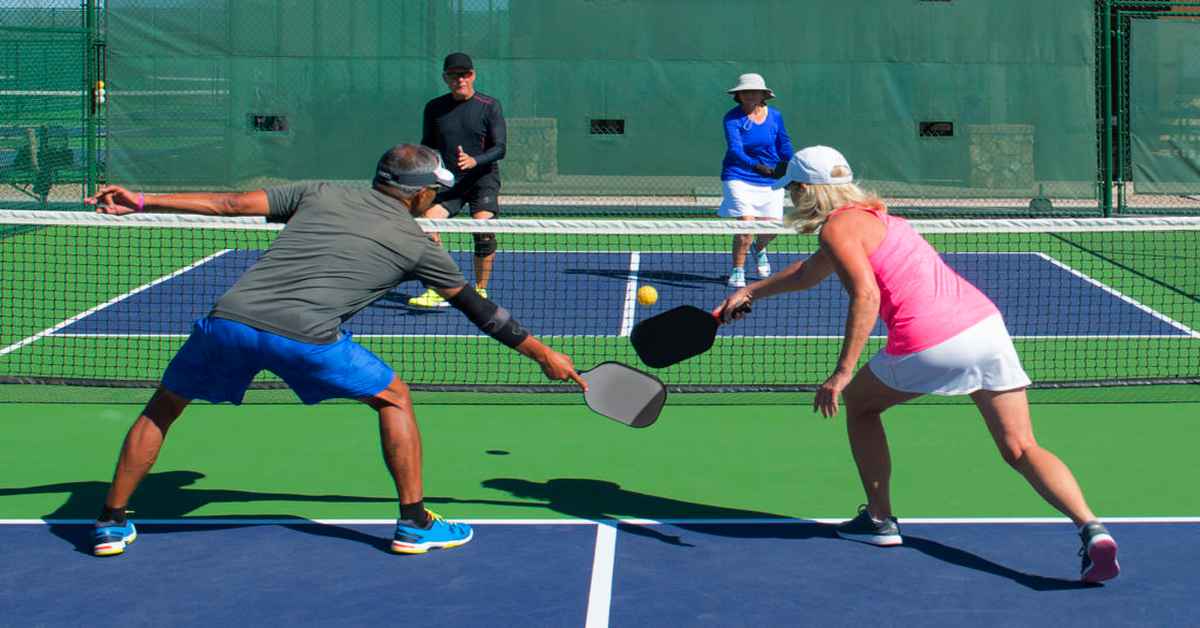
[87,184,269,217]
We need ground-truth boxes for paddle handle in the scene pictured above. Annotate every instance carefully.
[715,300,752,324]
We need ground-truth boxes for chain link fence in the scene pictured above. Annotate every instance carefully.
[0,1,95,210]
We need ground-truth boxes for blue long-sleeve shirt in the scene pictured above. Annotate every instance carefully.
[720,106,795,186]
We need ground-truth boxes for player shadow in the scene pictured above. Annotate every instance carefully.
[430,477,827,548]
[562,268,730,288]
[900,535,1091,591]
[371,291,451,314]
[434,477,1086,591]
[0,470,398,554]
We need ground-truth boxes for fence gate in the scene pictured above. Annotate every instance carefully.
[1109,1,1200,214]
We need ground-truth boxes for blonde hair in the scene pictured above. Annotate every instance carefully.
[783,166,885,233]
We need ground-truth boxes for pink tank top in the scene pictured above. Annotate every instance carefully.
[831,205,999,355]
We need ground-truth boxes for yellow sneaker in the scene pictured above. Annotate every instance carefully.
[408,287,449,308]
[476,286,488,299]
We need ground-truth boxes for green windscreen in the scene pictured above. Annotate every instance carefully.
[103,0,1099,207]
[1130,17,1200,200]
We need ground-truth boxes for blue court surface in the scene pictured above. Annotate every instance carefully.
[55,250,1197,339]
[1,520,1196,626]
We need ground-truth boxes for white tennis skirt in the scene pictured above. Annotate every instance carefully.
[867,314,1032,396]
[717,180,785,219]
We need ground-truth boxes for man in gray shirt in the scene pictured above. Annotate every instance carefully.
[85,144,584,557]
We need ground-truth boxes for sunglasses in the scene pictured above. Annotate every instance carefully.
[443,70,474,80]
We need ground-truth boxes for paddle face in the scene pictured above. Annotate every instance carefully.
[580,362,667,428]
[630,305,719,368]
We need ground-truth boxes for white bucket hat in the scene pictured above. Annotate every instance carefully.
[772,145,854,188]
[727,73,775,99]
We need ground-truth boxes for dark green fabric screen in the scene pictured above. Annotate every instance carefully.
[104,0,1098,199]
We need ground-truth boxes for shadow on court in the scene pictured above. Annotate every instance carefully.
[0,470,398,554]
[436,477,1087,591]
[561,267,728,288]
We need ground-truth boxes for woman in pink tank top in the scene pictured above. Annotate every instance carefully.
[713,146,1119,583]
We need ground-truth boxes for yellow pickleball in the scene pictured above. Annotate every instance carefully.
[637,285,658,306]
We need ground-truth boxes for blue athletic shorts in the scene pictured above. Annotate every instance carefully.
[162,316,394,405]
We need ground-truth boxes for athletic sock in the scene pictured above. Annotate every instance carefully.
[98,505,127,525]
[399,501,431,528]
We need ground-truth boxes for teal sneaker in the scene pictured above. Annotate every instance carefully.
[1079,521,1120,583]
[749,243,771,278]
[93,520,137,557]
[391,510,473,554]
[727,267,746,288]
[835,505,902,546]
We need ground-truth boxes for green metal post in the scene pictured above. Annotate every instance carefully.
[84,0,96,199]
[1101,0,1114,216]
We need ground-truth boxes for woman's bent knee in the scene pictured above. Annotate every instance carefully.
[998,439,1038,468]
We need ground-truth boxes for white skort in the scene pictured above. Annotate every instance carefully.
[867,314,1032,396]
[717,179,785,219]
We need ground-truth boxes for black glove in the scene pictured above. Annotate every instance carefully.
[771,160,789,179]
[752,163,774,177]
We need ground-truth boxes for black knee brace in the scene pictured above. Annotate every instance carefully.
[473,232,497,258]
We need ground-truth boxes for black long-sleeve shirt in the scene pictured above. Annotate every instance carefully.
[421,91,506,190]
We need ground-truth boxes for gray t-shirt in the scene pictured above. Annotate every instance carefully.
[210,182,466,343]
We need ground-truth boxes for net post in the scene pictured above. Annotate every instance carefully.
[1101,0,1114,217]
[84,0,98,200]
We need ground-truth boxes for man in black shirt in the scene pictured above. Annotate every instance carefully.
[409,52,508,308]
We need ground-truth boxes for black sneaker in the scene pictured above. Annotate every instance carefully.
[836,505,902,546]
[1079,521,1120,583]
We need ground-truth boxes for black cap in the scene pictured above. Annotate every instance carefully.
[443,52,473,72]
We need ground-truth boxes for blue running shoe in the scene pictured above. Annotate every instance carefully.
[93,520,137,557]
[391,510,473,554]
[835,505,902,546]
[1079,521,1120,583]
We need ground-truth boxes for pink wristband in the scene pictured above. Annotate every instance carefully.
[136,192,144,212]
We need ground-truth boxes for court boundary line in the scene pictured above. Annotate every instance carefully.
[6,517,1199,525]
[618,252,640,337]
[1034,252,1200,338]
[585,523,617,628]
[0,249,235,358]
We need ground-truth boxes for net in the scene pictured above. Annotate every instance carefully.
[2,209,1198,394]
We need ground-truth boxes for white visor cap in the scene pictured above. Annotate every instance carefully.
[771,145,854,189]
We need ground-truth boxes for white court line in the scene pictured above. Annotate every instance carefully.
[1034,253,1200,338]
[585,522,618,628]
[49,333,1198,340]
[618,252,641,337]
[7,517,1200,525]
[0,249,234,358]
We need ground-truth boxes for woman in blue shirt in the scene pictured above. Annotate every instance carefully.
[719,73,795,287]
